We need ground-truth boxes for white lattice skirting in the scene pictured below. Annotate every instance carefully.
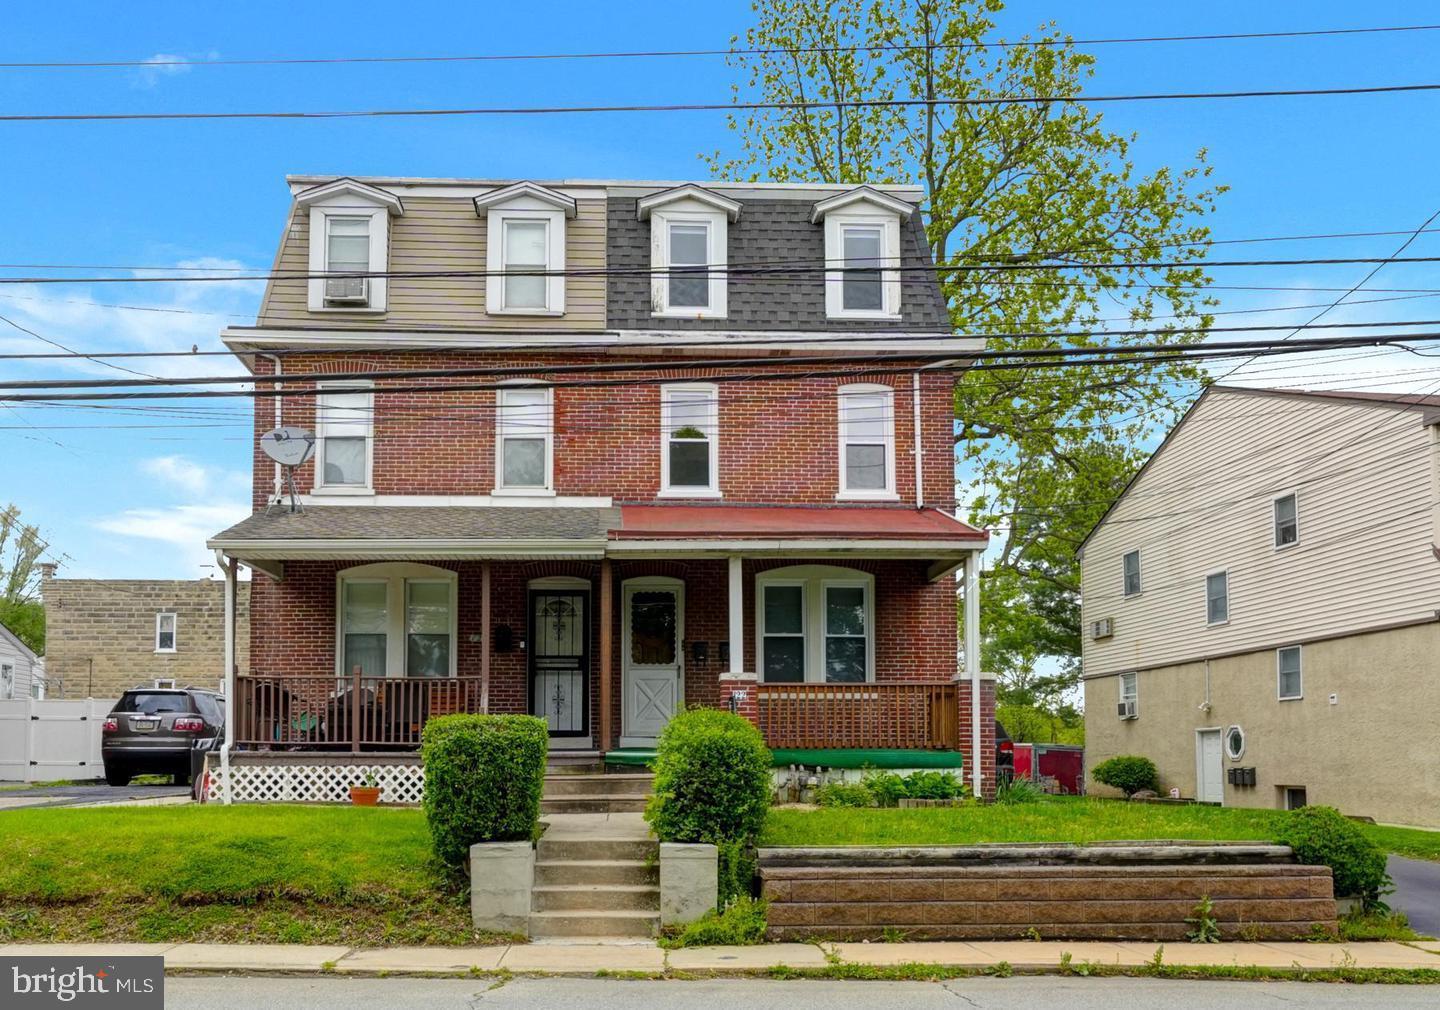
[206,761,426,805]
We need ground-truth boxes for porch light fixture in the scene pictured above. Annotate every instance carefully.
[691,641,709,664]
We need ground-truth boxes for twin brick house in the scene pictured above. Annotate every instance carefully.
[205,175,993,801]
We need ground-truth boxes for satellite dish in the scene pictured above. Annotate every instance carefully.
[260,427,316,467]
[260,427,315,513]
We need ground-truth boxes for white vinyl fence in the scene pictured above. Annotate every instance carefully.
[0,698,115,783]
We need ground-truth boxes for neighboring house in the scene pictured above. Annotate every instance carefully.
[0,620,42,700]
[38,563,251,699]
[206,175,995,797]
[1080,386,1440,827]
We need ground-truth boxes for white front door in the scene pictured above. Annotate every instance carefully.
[1196,729,1224,804]
[621,579,684,747]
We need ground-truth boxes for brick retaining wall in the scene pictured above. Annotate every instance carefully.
[760,862,1336,941]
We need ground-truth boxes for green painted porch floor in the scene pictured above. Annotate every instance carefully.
[603,747,964,770]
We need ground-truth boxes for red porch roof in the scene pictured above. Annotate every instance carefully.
[611,505,987,543]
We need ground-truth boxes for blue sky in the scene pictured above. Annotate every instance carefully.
[3,1,1440,580]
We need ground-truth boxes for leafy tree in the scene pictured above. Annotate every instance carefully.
[0,505,47,653]
[707,0,1223,676]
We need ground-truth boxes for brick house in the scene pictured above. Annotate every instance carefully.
[206,176,993,800]
[38,563,250,699]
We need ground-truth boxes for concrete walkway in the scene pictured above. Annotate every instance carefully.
[2,940,1437,975]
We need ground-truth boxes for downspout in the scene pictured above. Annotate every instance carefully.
[261,353,283,504]
[912,371,924,508]
[215,549,237,804]
[964,548,983,799]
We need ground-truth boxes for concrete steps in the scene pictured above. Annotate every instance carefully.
[540,771,653,815]
[533,884,659,912]
[535,858,658,887]
[529,909,661,939]
[532,812,659,938]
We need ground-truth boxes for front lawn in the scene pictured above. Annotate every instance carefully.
[0,805,507,946]
[761,798,1440,861]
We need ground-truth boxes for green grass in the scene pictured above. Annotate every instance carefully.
[762,798,1440,862]
[0,805,512,946]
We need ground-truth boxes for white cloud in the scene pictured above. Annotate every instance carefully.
[142,455,217,498]
[94,503,250,578]
[132,53,193,89]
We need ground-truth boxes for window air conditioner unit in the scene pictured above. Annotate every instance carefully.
[324,276,368,304]
[1116,700,1137,720]
[1091,617,1114,639]
[153,678,177,690]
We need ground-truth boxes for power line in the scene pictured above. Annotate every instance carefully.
[9,24,1440,70]
[0,310,159,380]
[7,83,1440,124]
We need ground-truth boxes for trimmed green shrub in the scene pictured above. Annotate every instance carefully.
[645,708,772,846]
[814,781,875,807]
[1091,755,1160,797]
[1275,805,1391,905]
[659,895,768,948]
[902,770,964,800]
[861,770,908,808]
[420,713,548,866]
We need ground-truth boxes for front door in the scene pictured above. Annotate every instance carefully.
[621,579,684,747]
[1196,729,1224,804]
[529,589,589,738]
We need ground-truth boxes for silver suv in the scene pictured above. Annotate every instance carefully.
[101,687,225,786]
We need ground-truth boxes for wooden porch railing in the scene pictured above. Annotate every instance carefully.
[234,672,485,752]
[755,681,959,751]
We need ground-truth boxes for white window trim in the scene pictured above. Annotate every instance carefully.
[836,382,898,501]
[305,204,391,313]
[659,382,721,498]
[314,381,375,496]
[485,206,567,316]
[1118,671,1138,710]
[154,612,178,654]
[1225,724,1246,761]
[650,207,728,319]
[1272,491,1299,549]
[334,563,458,679]
[1205,570,1230,626]
[755,565,875,684]
[1122,549,1142,597]
[1277,645,1303,701]
[824,212,902,320]
[493,383,555,496]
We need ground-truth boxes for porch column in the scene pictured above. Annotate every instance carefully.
[964,548,982,800]
[599,558,613,752]
[215,550,237,806]
[480,561,492,714]
[727,555,744,675]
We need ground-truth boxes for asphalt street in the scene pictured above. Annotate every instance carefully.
[162,975,1440,1010]
[1389,855,1440,938]
[0,780,191,809]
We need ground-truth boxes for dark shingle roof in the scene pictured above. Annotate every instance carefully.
[210,506,620,544]
[605,197,951,331]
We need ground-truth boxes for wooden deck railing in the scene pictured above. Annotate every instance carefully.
[755,681,959,751]
[234,673,484,752]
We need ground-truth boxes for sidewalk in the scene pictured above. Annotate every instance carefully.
[3,940,1437,976]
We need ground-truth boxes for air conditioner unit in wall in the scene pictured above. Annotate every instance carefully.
[324,276,369,305]
[1091,617,1114,639]
[1116,700,1137,720]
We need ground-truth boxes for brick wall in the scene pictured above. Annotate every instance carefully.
[249,353,957,510]
[40,569,249,700]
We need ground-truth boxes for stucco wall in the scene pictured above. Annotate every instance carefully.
[1083,621,1440,828]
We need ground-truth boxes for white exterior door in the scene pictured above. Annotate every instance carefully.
[1196,729,1224,804]
[621,579,684,748]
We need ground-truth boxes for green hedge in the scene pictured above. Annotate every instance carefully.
[420,714,548,866]
[1091,755,1160,797]
[1275,805,1391,905]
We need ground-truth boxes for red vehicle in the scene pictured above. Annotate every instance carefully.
[1011,743,1085,795]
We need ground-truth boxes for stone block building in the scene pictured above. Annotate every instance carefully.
[39,563,250,699]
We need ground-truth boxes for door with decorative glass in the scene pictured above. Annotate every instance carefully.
[528,590,589,738]
[621,579,684,747]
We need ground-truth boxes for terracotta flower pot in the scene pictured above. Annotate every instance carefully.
[349,785,382,806]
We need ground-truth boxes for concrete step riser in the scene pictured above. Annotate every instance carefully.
[543,776,653,798]
[536,838,657,863]
[540,797,649,815]
[529,913,658,939]
[533,886,659,912]
[535,862,658,887]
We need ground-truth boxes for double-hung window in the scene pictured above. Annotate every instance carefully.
[840,225,885,312]
[323,216,371,305]
[501,218,550,310]
[338,564,456,678]
[817,200,904,320]
[837,384,896,499]
[640,186,737,318]
[757,566,874,684]
[1206,571,1229,625]
[1277,645,1303,700]
[154,612,177,653]
[667,222,712,309]
[298,179,400,313]
[0,664,13,700]
[495,386,553,493]
[1122,550,1142,596]
[342,581,389,676]
[477,184,574,316]
[1273,493,1298,547]
[660,384,719,496]
[315,384,373,492]
[1119,671,1138,716]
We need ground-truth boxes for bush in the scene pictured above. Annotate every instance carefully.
[645,708,772,846]
[861,770,908,808]
[659,895,768,949]
[814,781,874,807]
[1275,805,1391,905]
[902,770,964,800]
[420,714,548,866]
[717,838,757,904]
[1091,755,1160,797]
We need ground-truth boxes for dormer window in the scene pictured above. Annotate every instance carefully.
[296,178,404,313]
[475,182,577,316]
[638,185,740,319]
[812,187,912,321]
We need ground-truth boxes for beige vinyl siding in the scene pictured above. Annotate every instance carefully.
[257,196,607,329]
[1081,389,1440,678]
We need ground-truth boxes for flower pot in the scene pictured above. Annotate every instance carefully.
[349,785,382,806]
